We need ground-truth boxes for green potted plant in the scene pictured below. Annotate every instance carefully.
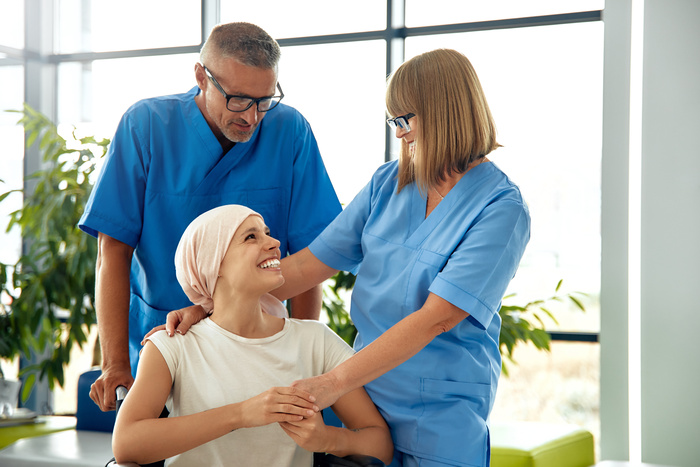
[0,105,109,402]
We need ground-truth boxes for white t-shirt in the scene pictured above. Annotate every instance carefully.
[147,318,355,467]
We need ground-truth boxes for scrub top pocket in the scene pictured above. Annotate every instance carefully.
[415,378,491,467]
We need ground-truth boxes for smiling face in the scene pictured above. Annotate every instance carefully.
[217,215,284,296]
[195,58,278,146]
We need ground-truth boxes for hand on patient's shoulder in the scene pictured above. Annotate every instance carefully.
[141,296,285,344]
[141,304,207,344]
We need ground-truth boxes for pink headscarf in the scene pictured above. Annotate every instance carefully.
[174,204,287,317]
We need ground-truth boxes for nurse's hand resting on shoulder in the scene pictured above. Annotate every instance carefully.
[142,293,288,343]
[142,304,206,343]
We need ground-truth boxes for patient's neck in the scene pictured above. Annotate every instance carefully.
[210,287,284,338]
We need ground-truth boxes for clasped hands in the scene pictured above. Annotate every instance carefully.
[142,304,343,410]
[135,305,343,450]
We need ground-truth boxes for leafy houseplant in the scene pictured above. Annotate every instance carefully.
[0,105,109,402]
[323,275,585,376]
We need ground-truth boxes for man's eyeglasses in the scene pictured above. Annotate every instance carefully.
[203,65,284,112]
[386,113,416,132]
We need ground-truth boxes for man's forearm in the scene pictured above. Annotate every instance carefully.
[95,234,134,371]
[289,284,322,320]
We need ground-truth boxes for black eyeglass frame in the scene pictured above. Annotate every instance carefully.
[203,65,284,112]
[386,113,416,132]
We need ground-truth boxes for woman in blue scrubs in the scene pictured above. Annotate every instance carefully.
[273,49,530,467]
[162,48,530,466]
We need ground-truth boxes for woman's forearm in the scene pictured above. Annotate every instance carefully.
[113,405,240,464]
[331,294,467,398]
[273,248,337,301]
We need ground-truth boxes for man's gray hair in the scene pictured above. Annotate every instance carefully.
[200,22,281,70]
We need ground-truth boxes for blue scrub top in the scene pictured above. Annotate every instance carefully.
[309,160,530,466]
[79,86,341,371]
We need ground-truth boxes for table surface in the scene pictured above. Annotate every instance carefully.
[595,461,676,467]
[0,416,76,450]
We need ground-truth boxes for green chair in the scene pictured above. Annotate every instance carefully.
[491,421,595,467]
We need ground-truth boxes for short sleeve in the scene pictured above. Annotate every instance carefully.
[309,162,396,272]
[79,108,149,247]
[286,113,342,254]
[146,330,180,380]
[319,324,355,373]
[430,199,530,329]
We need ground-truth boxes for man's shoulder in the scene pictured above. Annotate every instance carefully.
[259,102,307,129]
[124,87,198,120]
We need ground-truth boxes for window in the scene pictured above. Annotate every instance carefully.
[56,0,201,53]
[221,0,385,39]
[403,19,604,450]
[405,21,604,333]
[0,2,24,50]
[9,4,604,442]
[405,0,604,26]
[278,41,387,204]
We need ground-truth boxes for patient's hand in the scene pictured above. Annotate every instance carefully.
[239,387,319,428]
[279,411,329,453]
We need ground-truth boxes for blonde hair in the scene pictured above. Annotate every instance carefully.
[386,49,501,193]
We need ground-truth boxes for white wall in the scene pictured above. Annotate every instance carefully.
[601,1,700,465]
[640,0,700,465]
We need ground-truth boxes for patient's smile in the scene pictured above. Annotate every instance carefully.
[258,258,280,269]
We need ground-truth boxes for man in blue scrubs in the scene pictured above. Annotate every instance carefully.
[79,22,341,412]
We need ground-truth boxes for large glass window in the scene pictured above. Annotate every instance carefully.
[0,2,24,50]
[221,0,386,39]
[406,21,604,333]
[57,53,199,136]
[56,0,201,53]
[279,41,387,204]
[406,0,604,26]
[0,65,25,277]
[405,20,604,453]
[0,65,24,382]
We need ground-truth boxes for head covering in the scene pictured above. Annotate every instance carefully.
[175,204,262,313]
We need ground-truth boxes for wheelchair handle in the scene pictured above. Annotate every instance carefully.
[115,385,128,413]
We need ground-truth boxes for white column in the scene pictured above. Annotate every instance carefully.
[639,0,700,465]
[600,0,633,460]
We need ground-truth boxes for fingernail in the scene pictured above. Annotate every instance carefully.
[309,396,316,402]
[167,331,173,337]
[313,405,319,412]
[176,329,182,335]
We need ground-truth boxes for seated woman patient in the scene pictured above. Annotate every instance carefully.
[111,204,393,466]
